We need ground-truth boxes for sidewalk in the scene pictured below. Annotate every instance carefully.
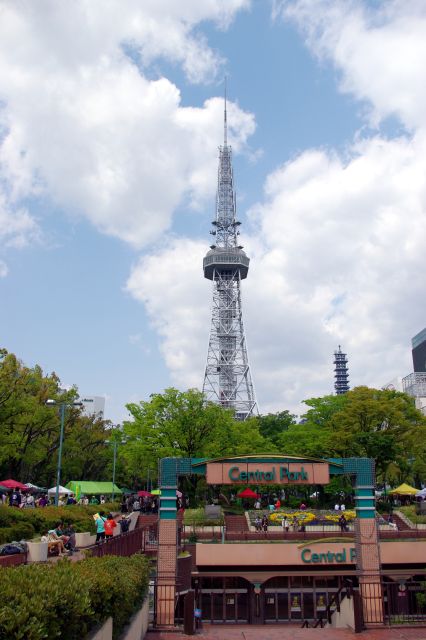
[147,624,426,639]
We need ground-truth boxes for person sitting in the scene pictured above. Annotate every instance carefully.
[104,514,117,540]
[54,522,70,545]
[43,529,67,556]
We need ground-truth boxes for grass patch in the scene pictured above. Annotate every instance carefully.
[183,508,224,527]
[399,505,426,524]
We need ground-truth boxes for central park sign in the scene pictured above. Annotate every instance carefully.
[206,461,330,485]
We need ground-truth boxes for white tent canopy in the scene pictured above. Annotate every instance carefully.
[416,488,426,497]
[25,482,46,491]
[47,485,74,496]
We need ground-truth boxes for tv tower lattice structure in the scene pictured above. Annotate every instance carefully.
[202,92,258,420]
[334,345,350,395]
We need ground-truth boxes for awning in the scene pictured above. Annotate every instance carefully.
[0,479,29,490]
[389,483,418,495]
[66,481,122,495]
[237,488,260,499]
[47,485,74,496]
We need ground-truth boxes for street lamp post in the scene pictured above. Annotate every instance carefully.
[46,399,82,506]
[112,440,118,502]
[105,428,126,502]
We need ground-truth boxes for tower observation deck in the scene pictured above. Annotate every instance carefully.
[202,91,258,420]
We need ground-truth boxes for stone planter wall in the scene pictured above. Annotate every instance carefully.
[85,598,148,640]
[75,532,97,548]
[26,540,48,563]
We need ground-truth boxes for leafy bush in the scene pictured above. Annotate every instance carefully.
[0,503,120,543]
[0,553,150,640]
[0,522,35,544]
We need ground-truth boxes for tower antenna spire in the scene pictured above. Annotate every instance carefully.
[202,86,258,420]
[224,76,228,146]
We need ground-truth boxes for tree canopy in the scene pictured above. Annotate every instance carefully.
[278,386,426,483]
[0,348,113,487]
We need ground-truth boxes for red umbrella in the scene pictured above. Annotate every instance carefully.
[138,490,153,497]
[0,479,29,490]
[236,488,260,499]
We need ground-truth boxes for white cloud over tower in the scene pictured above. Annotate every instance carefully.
[128,0,426,414]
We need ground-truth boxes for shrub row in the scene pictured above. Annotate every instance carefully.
[0,503,120,543]
[0,553,150,640]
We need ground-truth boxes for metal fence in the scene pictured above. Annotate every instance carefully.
[88,525,157,558]
[359,579,426,627]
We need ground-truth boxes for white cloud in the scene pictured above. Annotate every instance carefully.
[273,0,426,130]
[126,1,426,416]
[0,260,8,278]
[125,238,210,388]
[0,1,253,250]
[0,193,39,249]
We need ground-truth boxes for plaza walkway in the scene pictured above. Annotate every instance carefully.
[147,625,426,640]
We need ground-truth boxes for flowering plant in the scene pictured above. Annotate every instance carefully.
[269,510,316,524]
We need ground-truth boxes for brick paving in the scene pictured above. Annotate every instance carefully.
[147,624,426,639]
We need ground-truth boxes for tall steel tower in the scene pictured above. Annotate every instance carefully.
[202,92,258,420]
[334,345,350,394]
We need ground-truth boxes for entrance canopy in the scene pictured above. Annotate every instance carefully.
[192,455,344,486]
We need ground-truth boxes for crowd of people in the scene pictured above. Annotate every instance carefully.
[120,494,158,514]
[2,488,120,508]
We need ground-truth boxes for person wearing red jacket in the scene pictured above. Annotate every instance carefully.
[104,513,117,539]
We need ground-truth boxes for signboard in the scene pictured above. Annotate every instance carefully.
[206,461,329,485]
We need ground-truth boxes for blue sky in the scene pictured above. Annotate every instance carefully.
[1,0,425,423]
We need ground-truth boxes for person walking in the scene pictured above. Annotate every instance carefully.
[94,511,107,544]
[104,514,117,540]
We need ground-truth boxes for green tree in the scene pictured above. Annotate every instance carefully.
[122,388,235,481]
[278,386,426,484]
[0,348,113,486]
[248,410,296,447]
[122,388,274,484]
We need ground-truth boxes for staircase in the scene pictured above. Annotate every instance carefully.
[225,515,249,534]
[137,514,158,528]
[391,512,412,531]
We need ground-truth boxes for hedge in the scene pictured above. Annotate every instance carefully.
[0,504,120,543]
[0,553,150,640]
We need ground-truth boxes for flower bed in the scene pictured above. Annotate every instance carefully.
[249,509,357,526]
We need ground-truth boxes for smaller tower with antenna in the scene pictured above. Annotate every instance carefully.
[334,346,349,395]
